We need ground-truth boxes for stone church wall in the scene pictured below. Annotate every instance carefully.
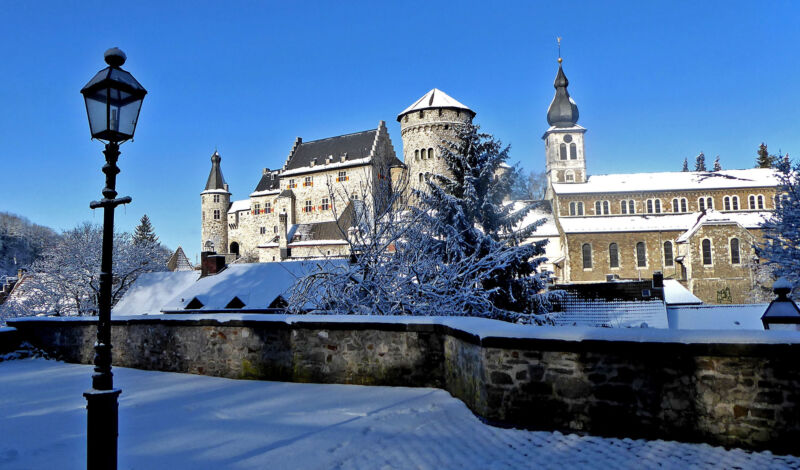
[10,316,800,454]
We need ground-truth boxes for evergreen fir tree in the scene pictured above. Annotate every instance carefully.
[759,156,800,288]
[681,158,689,172]
[694,152,706,172]
[712,156,722,172]
[132,214,159,245]
[756,143,775,168]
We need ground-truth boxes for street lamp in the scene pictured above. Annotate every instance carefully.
[761,277,800,331]
[80,47,146,470]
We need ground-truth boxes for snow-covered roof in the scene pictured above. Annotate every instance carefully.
[397,88,474,119]
[228,199,250,214]
[662,280,703,305]
[667,304,767,330]
[249,189,281,197]
[159,261,348,313]
[112,271,201,316]
[675,209,753,242]
[200,188,231,195]
[559,210,769,234]
[280,156,372,177]
[551,280,668,328]
[553,168,779,195]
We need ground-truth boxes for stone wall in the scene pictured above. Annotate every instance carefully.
[8,316,800,454]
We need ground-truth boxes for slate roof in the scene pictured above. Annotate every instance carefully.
[285,130,377,172]
[204,151,227,191]
[397,88,475,121]
[253,170,282,193]
[289,203,355,244]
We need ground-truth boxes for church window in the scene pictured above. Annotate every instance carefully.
[213,209,220,220]
[603,200,610,214]
[636,242,647,267]
[757,195,764,209]
[563,134,573,143]
[621,199,635,214]
[304,176,313,187]
[565,171,575,182]
[577,202,584,215]
[595,200,609,215]
[337,171,348,182]
[304,200,313,212]
[723,196,731,211]
[730,238,741,264]
[647,200,653,213]
[664,241,674,267]
[260,226,266,235]
[429,148,434,158]
[253,202,260,215]
[698,196,713,211]
[628,200,635,214]
[569,201,584,216]
[731,196,739,210]
[213,194,220,203]
[646,199,661,214]
[569,143,577,160]
[672,198,687,213]
[702,239,712,265]
[748,195,755,209]
[655,199,661,213]
[559,143,567,160]
[415,149,420,161]
[582,244,592,269]
[609,243,619,268]
[321,197,330,211]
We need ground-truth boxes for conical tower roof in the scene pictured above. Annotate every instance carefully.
[204,150,228,192]
[397,88,475,121]
[546,63,579,128]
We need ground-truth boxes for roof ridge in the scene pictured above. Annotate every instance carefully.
[299,128,377,145]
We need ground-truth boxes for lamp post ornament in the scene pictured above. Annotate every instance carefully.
[80,47,146,470]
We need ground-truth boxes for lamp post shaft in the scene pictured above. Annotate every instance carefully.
[84,141,128,470]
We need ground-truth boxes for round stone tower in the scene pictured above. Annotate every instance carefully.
[397,88,475,197]
[200,150,231,254]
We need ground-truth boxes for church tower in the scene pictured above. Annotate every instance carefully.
[200,150,231,254]
[543,58,586,189]
[397,89,475,197]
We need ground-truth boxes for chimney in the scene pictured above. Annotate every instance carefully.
[200,251,226,277]
[652,271,664,289]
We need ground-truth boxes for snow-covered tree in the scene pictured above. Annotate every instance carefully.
[290,125,556,324]
[1,222,169,319]
[681,158,689,172]
[0,212,59,278]
[712,156,722,172]
[758,158,800,290]
[132,214,159,245]
[694,152,706,171]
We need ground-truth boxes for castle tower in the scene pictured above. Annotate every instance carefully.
[200,150,231,253]
[397,88,475,197]
[543,58,586,189]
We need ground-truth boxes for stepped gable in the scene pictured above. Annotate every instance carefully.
[284,129,378,172]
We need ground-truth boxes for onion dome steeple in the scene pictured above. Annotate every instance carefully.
[204,150,228,191]
[546,59,580,128]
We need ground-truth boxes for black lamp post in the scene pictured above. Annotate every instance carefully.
[80,47,146,470]
[761,277,800,331]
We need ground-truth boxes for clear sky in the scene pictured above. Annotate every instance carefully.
[1,1,799,264]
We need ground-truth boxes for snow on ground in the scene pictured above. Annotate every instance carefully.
[1,359,798,470]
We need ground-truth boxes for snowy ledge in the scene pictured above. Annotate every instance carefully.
[8,314,800,346]
[0,326,17,334]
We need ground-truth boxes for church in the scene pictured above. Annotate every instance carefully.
[200,59,778,304]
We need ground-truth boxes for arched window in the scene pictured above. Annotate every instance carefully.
[609,243,619,268]
[415,149,420,160]
[672,198,679,212]
[582,244,592,269]
[565,170,575,182]
[421,148,427,159]
[647,200,653,213]
[749,195,756,209]
[628,200,635,214]
[699,196,713,211]
[621,200,628,214]
[577,202,584,215]
[429,148,434,158]
[723,196,731,211]
[702,239,712,265]
[570,202,576,216]
[730,238,740,264]
[732,196,739,210]
[636,242,647,267]
[757,195,764,209]
[569,143,577,160]
[595,201,602,215]
[681,198,687,212]
[603,200,609,214]
[204,240,214,251]
[655,199,661,213]
[646,199,661,214]
[664,241,674,267]
[559,143,567,160]
[418,173,423,183]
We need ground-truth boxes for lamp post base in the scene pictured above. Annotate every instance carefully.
[84,388,122,470]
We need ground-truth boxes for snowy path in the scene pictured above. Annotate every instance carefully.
[0,359,798,470]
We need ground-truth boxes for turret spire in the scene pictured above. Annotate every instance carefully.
[204,150,228,191]
[546,50,579,128]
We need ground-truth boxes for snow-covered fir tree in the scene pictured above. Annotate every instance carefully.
[756,143,775,168]
[694,152,706,171]
[758,157,800,290]
[713,156,722,172]
[132,214,159,245]
[681,158,689,172]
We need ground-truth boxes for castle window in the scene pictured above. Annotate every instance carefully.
[419,173,423,183]
[265,202,272,213]
[438,109,442,116]
[702,239,712,265]
[421,148,427,159]
[253,202,260,215]
[304,200,313,212]
[730,238,741,264]
[415,149,420,161]
[636,242,647,268]
[664,241,674,267]
[213,194,220,203]
[202,211,205,222]
[419,110,424,118]
[213,209,220,220]
[260,226,266,235]
[582,244,592,269]
[304,176,313,187]
[429,148,434,159]
[559,143,567,160]
[569,143,577,160]
[321,197,330,211]
[337,171,348,182]
[288,179,296,189]
[404,115,408,122]
[609,243,619,268]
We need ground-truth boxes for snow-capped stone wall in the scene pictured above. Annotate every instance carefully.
[8,315,800,454]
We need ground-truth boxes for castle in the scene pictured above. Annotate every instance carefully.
[201,60,778,304]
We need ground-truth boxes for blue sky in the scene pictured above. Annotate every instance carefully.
[1,1,799,263]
